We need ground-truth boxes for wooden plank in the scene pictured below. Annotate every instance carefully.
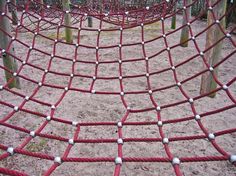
[11,0,18,25]
[200,0,227,97]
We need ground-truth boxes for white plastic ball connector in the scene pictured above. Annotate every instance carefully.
[141,23,144,27]
[171,66,175,70]
[54,157,62,164]
[73,59,76,63]
[117,138,124,145]
[54,39,58,43]
[146,6,150,10]
[12,36,15,40]
[7,147,14,155]
[46,5,50,9]
[157,121,163,127]
[189,98,194,103]
[145,57,149,61]
[208,6,213,10]
[66,10,69,14]
[38,82,42,87]
[96,46,99,50]
[146,73,150,77]
[118,60,122,64]
[64,87,68,91]
[120,92,124,96]
[22,60,26,65]
[172,157,180,165]
[68,139,74,145]
[118,44,122,48]
[120,27,123,31]
[75,43,79,47]
[125,11,129,15]
[0,85,3,90]
[51,54,54,58]
[92,76,96,80]
[162,138,169,144]
[91,89,96,94]
[223,85,228,90]
[84,13,88,16]
[115,157,122,165]
[117,122,122,128]
[187,22,190,26]
[192,36,195,40]
[183,6,186,10]
[163,34,166,38]
[177,82,181,87]
[70,73,74,78]
[142,41,145,45]
[25,96,30,101]
[127,106,131,111]
[72,121,78,127]
[195,114,201,121]
[209,66,214,72]
[200,51,204,56]
[78,27,81,31]
[34,32,38,36]
[44,69,48,73]
[230,155,236,163]
[96,61,99,65]
[98,28,101,32]
[119,76,122,80]
[46,115,51,121]
[208,133,215,140]
[156,106,161,111]
[30,131,36,137]
[216,20,220,24]
[166,47,170,51]
[14,106,19,111]
[226,33,231,38]
[148,90,153,94]
[161,17,164,21]
[51,105,56,109]
[13,72,17,77]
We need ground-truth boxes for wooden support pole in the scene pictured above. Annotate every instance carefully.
[39,0,44,16]
[0,0,20,89]
[171,3,177,29]
[200,0,227,98]
[180,0,192,47]
[88,16,93,27]
[11,0,18,25]
[62,0,73,43]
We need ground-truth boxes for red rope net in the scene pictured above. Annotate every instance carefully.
[0,0,236,175]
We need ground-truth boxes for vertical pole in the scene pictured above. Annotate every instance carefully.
[200,0,227,97]
[88,16,93,27]
[11,0,18,25]
[39,0,44,17]
[171,2,177,29]
[62,0,73,43]
[0,0,20,89]
[180,0,192,47]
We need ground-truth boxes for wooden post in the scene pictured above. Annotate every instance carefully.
[180,0,192,47]
[88,16,93,27]
[62,0,73,43]
[0,0,20,89]
[171,3,177,29]
[200,0,227,97]
[10,0,18,25]
[39,0,44,16]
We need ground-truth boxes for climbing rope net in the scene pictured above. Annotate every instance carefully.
[0,0,236,175]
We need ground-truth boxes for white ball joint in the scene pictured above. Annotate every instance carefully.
[117,138,124,145]
[195,114,201,121]
[208,133,215,140]
[30,131,36,138]
[54,157,62,164]
[72,121,78,127]
[157,121,163,127]
[115,157,122,165]
[172,157,181,165]
[222,85,228,90]
[0,85,3,91]
[162,137,169,144]
[229,155,236,163]
[7,147,14,155]
[117,122,122,128]
[68,139,74,145]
